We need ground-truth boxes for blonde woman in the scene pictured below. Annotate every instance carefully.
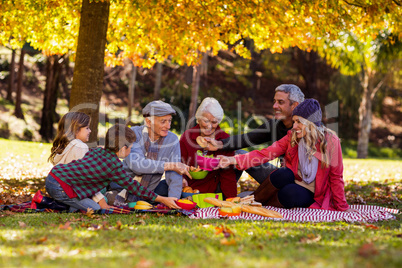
[218,99,355,212]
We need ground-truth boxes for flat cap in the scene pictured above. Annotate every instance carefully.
[142,100,176,117]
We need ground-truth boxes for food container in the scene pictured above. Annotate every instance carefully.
[192,193,223,208]
[175,200,197,210]
[196,155,220,171]
[188,169,209,179]
[218,208,241,217]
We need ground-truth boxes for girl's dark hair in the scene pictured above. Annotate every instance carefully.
[48,112,90,164]
[105,124,136,153]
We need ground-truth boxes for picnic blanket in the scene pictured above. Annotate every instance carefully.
[189,205,399,223]
[0,201,185,215]
[1,202,398,223]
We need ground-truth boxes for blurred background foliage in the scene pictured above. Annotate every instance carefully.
[0,45,401,158]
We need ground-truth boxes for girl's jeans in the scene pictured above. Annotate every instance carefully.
[45,175,100,212]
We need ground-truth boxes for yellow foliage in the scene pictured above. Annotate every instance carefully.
[0,0,400,66]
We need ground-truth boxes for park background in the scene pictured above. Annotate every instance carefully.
[0,0,401,267]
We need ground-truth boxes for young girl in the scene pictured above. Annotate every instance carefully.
[218,99,355,212]
[49,112,91,165]
[47,112,112,210]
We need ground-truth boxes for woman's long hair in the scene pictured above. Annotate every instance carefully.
[290,117,336,167]
[48,112,90,164]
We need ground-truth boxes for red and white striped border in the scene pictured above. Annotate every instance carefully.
[189,205,399,223]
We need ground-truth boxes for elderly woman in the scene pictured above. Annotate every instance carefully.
[180,97,237,198]
[218,99,355,212]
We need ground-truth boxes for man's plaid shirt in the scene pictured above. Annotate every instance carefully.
[50,147,158,201]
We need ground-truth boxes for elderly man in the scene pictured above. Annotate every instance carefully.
[107,101,190,205]
[206,84,305,185]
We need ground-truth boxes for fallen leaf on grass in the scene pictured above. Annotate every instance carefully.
[164,261,175,266]
[363,224,379,230]
[18,221,27,228]
[266,231,273,237]
[102,221,109,229]
[136,214,148,219]
[358,243,378,257]
[127,238,136,245]
[300,234,321,243]
[136,258,154,268]
[36,236,47,244]
[59,221,72,230]
[115,220,122,230]
[85,208,96,218]
[135,220,146,225]
[88,224,100,230]
[220,238,237,246]
[215,225,235,238]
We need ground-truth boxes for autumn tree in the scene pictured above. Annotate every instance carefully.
[1,0,401,144]
[318,30,402,158]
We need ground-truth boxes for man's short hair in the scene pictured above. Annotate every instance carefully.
[275,84,305,104]
[105,124,136,153]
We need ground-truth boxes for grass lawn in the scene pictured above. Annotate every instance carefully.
[0,139,401,267]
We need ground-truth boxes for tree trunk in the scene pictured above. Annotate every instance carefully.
[6,49,16,103]
[69,0,110,147]
[60,54,71,105]
[153,62,162,100]
[357,72,372,159]
[356,71,383,159]
[40,55,62,141]
[14,49,25,120]
[185,65,193,85]
[249,41,263,100]
[293,48,319,99]
[200,52,208,87]
[128,62,137,119]
[187,63,201,128]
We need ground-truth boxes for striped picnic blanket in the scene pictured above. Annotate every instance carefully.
[189,205,399,223]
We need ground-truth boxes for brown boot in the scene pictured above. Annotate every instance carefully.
[253,178,284,208]
[266,194,284,208]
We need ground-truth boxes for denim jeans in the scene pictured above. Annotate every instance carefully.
[234,149,279,184]
[270,167,315,208]
[45,175,100,212]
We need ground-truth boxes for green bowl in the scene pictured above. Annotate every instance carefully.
[189,170,209,180]
[128,202,137,208]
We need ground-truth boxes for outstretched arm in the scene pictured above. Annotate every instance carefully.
[208,120,274,151]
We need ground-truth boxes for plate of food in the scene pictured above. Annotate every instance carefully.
[189,166,209,179]
[175,199,197,210]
